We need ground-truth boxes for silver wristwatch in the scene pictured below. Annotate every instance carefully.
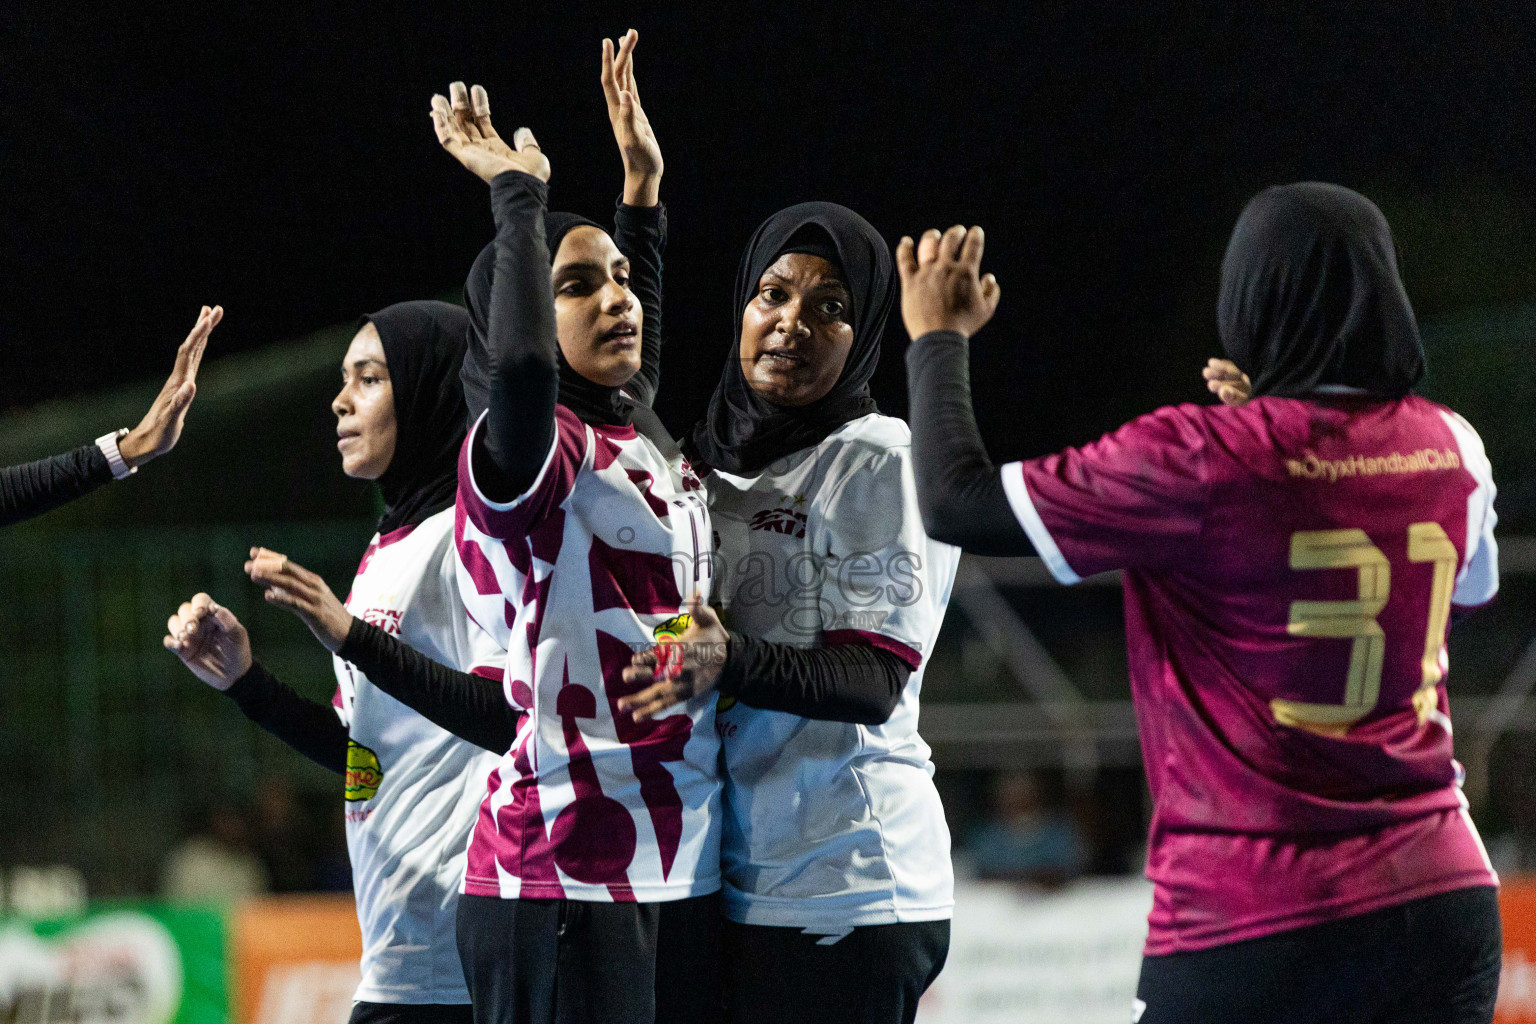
[95,428,137,480]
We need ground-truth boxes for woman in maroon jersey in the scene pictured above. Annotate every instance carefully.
[901,184,1501,1024]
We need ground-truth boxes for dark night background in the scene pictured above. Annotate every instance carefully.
[6,3,1535,493]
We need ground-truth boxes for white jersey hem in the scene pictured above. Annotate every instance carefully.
[352,985,472,1006]
[722,892,955,929]
[462,875,723,902]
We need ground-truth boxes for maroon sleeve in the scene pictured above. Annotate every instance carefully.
[1001,405,1211,581]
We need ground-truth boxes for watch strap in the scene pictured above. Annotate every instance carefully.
[95,428,137,480]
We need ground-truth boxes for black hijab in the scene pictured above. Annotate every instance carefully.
[1217,182,1425,399]
[461,212,638,428]
[364,300,469,536]
[689,202,894,474]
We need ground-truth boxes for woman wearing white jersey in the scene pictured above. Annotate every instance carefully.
[164,300,503,1024]
[623,204,959,1024]
[221,38,721,1024]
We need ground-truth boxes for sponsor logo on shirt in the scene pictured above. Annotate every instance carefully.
[749,507,808,538]
[832,609,890,630]
[360,607,403,635]
[1284,448,1460,483]
[345,741,383,802]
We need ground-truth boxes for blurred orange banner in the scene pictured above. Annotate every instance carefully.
[1499,881,1536,1022]
[229,895,362,1024]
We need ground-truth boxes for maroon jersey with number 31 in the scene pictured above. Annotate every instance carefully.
[1002,393,1498,954]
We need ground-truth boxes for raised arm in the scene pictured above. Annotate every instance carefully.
[602,30,666,407]
[434,83,558,500]
[245,548,517,754]
[898,227,1035,556]
[1,306,221,527]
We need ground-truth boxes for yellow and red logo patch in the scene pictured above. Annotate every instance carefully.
[345,741,383,802]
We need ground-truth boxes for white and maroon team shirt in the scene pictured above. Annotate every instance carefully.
[706,413,960,930]
[454,407,721,903]
[1001,393,1499,955]
[332,507,504,1004]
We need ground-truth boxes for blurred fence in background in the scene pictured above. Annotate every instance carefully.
[0,522,375,896]
[4,522,1536,897]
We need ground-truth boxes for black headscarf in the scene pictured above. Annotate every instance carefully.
[1217,182,1425,399]
[461,212,638,428]
[364,300,469,536]
[689,202,894,474]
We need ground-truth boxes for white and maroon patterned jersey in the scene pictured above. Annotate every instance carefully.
[454,407,721,902]
[1002,394,1498,954]
[705,413,960,929]
[331,507,504,1004]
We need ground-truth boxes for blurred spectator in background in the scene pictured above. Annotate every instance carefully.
[250,778,316,893]
[160,802,268,905]
[967,770,1087,886]
[312,802,353,893]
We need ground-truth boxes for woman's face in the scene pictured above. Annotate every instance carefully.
[738,252,853,406]
[552,226,642,388]
[332,322,397,480]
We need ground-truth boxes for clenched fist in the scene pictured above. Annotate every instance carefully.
[896,225,1001,340]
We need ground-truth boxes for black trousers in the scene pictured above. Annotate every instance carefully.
[723,919,950,1024]
[455,892,723,1024]
[1135,885,1502,1024]
[349,1003,474,1024]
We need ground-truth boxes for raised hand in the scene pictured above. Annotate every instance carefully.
[896,225,1001,340]
[118,305,223,467]
[245,547,353,653]
[618,594,729,722]
[1203,358,1253,407]
[431,81,549,185]
[164,592,252,690]
[600,28,663,206]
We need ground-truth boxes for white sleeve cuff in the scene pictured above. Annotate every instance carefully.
[999,461,1081,585]
[464,410,564,513]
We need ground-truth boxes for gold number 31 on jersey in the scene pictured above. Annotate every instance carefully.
[1272,523,1457,738]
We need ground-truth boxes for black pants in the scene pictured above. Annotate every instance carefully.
[1135,886,1502,1024]
[350,1004,474,1024]
[723,919,950,1024]
[455,892,723,1024]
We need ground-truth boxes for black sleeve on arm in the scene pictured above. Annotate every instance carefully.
[612,200,667,408]
[225,661,350,775]
[0,444,114,528]
[905,330,1037,556]
[476,171,561,503]
[716,633,912,726]
[337,618,516,754]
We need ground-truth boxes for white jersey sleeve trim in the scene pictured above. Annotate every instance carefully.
[1439,410,1499,607]
[999,460,1081,585]
[463,409,566,514]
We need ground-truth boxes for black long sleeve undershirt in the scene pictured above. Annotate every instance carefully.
[612,200,666,410]
[337,618,516,754]
[718,632,912,726]
[475,173,672,499]
[225,661,349,774]
[905,330,1037,556]
[0,444,114,528]
[477,172,562,501]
